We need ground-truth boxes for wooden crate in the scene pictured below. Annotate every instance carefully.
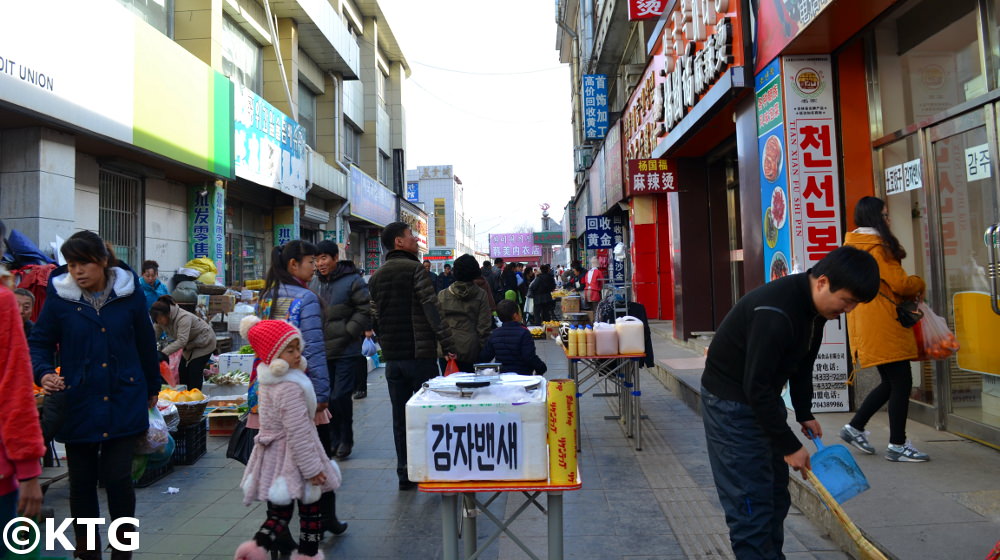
[207,411,242,436]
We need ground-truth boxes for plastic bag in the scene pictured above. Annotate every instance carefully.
[444,357,460,376]
[136,408,169,455]
[362,336,378,357]
[156,401,180,432]
[914,302,960,360]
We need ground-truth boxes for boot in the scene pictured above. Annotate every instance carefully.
[109,520,137,560]
[320,492,348,536]
[75,525,102,559]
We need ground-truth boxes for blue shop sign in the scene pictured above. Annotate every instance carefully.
[350,165,396,227]
[234,85,307,199]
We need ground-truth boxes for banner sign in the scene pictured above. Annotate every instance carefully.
[533,231,563,245]
[628,0,666,21]
[234,85,307,199]
[349,165,396,227]
[582,74,609,140]
[782,55,847,412]
[755,58,792,285]
[489,233,542,259]
[626,159,676,195]
[187,185,225,284]
[405,181,419,201]
[610,214,626,283]
[426,413,523,480]
[563,201,577,241]
[584,216,616,250]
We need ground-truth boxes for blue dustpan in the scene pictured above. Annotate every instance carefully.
[809,435,870,504]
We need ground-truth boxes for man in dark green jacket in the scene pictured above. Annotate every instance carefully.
[368,222,456,490]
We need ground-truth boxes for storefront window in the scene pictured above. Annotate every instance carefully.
[874,0,985,137]
[298,83,317,148]
[344,120,361,163]
[222,15,263,93]
[226,201,267,287]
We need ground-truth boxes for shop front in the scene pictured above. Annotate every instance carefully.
[756,0,1000,442]
[348,165,397,275]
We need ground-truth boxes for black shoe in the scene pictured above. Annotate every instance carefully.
[335,443,352,459]
[398,479,417,491]
[353,390,367,400]
[323,519,348,536]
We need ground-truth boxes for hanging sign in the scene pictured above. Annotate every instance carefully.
[628,0,666,21]
[425,413,523,480]
[626,159,676,195]
[584,216,615,250]
[582,74,609,140]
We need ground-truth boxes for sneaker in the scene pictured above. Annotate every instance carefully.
[840,424,875,455]
[886,441,930,462]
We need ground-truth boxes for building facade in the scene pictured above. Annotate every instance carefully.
[405,165,475,270]
[0,0,409,284]
[556,0,1000,446]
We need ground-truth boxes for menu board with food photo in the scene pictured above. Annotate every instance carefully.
[755,58,793,282]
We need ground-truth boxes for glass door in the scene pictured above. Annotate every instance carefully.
[925,104,1000,439]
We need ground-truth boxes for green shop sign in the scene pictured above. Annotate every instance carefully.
[533,231,562,245]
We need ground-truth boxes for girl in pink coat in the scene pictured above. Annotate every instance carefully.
[235,317,342,560]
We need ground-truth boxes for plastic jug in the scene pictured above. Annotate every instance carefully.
[615,316,644,354]
[584,326,596,356]
[567,326,578,357]
[594,322,618,355]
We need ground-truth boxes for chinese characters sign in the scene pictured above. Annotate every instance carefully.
[584,216,615,250]
[626,159,676,195]
[425,413,522,480]
[405,181,419,201]
[234,85,306,199]
[187,185,225,284]
[349,165,396,227]
[533,231,563,245]
[610,214,626,283]
[399,205,428,252]
[489,233,542,259]
[582,74,609,140]
[628,0,665,20]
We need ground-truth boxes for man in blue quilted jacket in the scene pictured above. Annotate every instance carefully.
[478,299,547,375]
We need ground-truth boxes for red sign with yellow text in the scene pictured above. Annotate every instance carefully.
[626,159,676,196]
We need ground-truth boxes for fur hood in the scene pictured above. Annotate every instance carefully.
[52,266,136,302]
[257,365,317,418]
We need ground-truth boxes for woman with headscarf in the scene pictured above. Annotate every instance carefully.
[437,254,493,373]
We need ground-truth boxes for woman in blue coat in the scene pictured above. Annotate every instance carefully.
[31,231,160,559]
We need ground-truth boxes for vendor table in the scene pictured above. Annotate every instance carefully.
[565,348,646,451]
[420,474,582,560]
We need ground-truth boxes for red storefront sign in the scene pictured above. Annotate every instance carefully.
[626,159,676,196]
[628,0,665,21]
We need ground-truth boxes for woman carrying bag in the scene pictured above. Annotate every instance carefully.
[840,197,930,462]
[149,295,216,390]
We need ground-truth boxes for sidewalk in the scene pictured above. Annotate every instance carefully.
[39,337,851,559]
[647,320,1000,560]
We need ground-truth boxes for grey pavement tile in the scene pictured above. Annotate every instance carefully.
[140,533,218,555]
[173,516,246,536]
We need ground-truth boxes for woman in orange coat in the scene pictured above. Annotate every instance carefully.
[841,197,930,462]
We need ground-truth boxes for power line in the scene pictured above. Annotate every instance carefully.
[408,79,563,125]
[413,60,565,76]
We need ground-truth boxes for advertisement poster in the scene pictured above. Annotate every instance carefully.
[188,185,225,284]
[234,85,307,199]
[782,55,848,412]
[755,58,792,285]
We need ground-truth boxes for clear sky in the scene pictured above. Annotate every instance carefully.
[378,0,575,251]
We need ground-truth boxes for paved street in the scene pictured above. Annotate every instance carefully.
[39,337,848,559]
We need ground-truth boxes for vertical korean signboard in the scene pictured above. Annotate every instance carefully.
[582,74,609,140]
[188,185,225,284]
[782,55,848,412]
[756,58,792,284]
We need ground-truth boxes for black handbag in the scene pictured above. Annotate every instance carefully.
[226,412,257,465]
[40,390,67,442]
[879,291,922,328]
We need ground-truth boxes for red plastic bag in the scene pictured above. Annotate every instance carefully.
[914,302,960,361]
[159,361,178,386]
[444,358,460,376]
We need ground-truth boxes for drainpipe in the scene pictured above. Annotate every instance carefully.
[263,0,295,115]
[329,72,352,176]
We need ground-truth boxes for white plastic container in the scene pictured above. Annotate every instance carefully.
[615,316,644,354]
[593,322,619,355]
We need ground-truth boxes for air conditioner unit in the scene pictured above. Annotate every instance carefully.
[574,146,593,172]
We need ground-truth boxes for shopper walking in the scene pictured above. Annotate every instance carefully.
[529,264,556,323]
[149,295,216,390]
[30,231,160,559]
[368,222,456,490]
[234,317,342,560]
[700,246,879,560]
[257,240,345,536]
[140,260,169,310]
[437,254,492,373]
[310,240,371,460]
[840,196,931,462]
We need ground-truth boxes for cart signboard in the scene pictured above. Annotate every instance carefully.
[425,413,523,480]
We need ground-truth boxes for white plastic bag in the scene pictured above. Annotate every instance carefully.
[136,407,170,455]
[362,336,379,357]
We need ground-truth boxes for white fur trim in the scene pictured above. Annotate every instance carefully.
[329,459,341,485]
[52,266,134,301]
[241,472,254,498]
[268,476,292,505]
[301,481,322,505]
[240,315,261,338]
[853,227,880,236]
[269,358,289,376]
[258,368,317,417]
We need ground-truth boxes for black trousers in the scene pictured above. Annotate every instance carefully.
[849,360,912,445]
[385,359,438,481]
[327,356,362,448]
[179,353,211,390]
[354,355,369,393]
[65,435,137,550]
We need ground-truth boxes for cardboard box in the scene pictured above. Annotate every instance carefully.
[405,378,548,482]
[207,411,241,436]
[561,295,581,314]
[208,294,235,314]
[217,352,256,375]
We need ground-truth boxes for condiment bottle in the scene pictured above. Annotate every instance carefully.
[585,325,596,356]
[567,326,578,357]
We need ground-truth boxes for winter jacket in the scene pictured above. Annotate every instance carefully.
[481,265,496,293]
[844,229,926,368]
[369,250,456,361]
[258,282,330,404]
[155,304,216,361]
[141,278,169,309]
[701,273,826,456]
[472,277,497,312]
[309,261,371,358]
[584,268,605,302]
[437,281,492,364]
[240,364,341,506]
[437,272,455,293]
[500,268,519,294]
[0,288,45,496]
[528,273,556,306]
[479,321,547,375]
[29,264,161,444]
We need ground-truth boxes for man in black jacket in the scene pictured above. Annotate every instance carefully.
[701,246,879,560]
[369,222,456,490]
